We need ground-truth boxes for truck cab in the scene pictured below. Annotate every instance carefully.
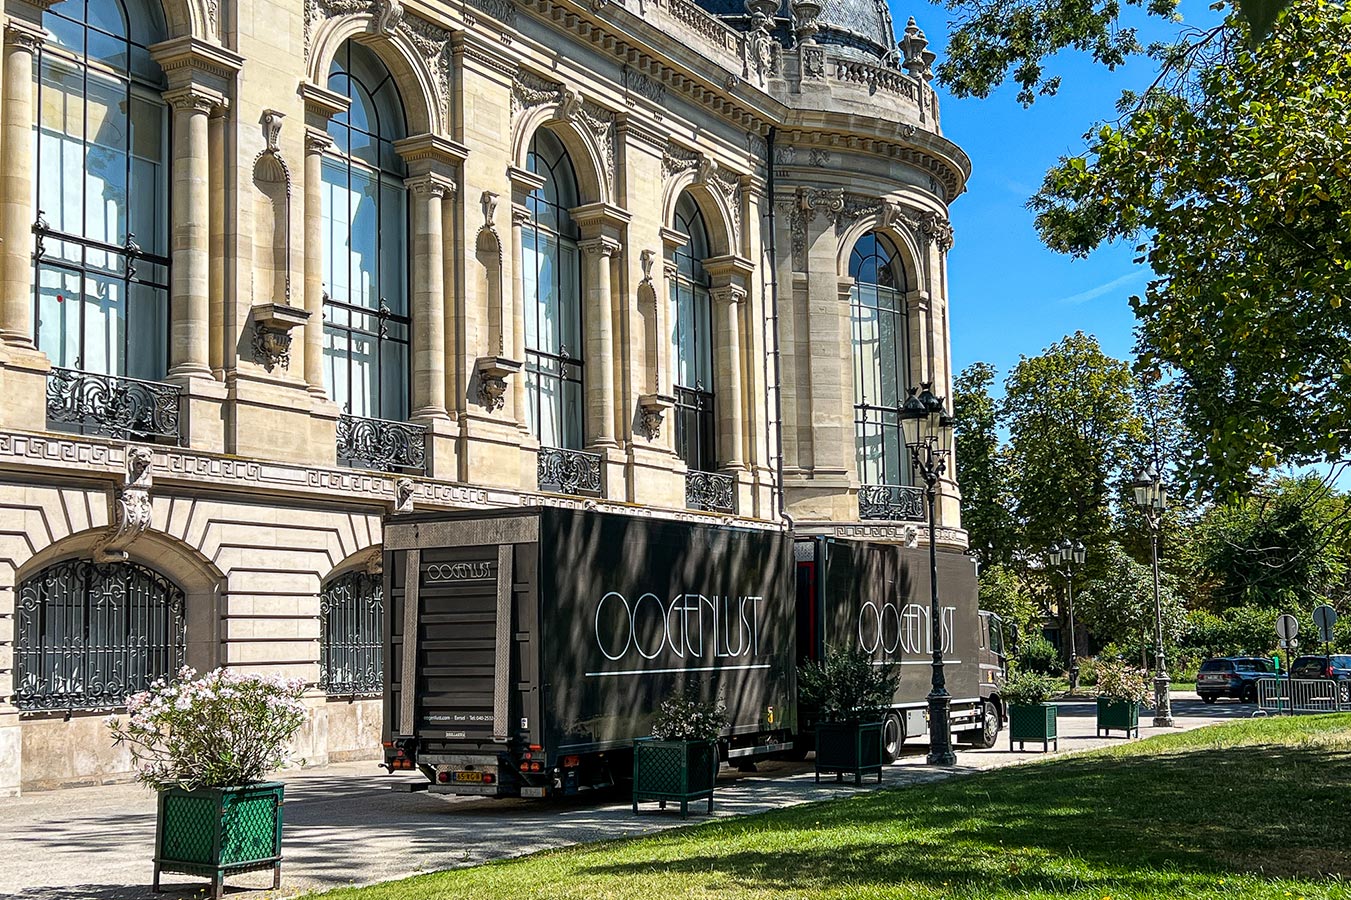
[968,610,1008,749]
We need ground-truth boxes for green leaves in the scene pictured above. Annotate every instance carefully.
[1237,0,1291,39]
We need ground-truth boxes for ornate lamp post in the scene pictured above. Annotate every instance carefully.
[1047,539,1085,692]
[900,382,957,766]
[1131,463,1174,727]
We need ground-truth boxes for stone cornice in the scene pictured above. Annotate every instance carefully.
[394,133,471,169]
[149,36,244,88]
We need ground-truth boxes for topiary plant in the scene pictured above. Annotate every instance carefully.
[1001,670,1059,707]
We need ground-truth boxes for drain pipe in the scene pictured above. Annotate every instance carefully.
[764,127,793,534]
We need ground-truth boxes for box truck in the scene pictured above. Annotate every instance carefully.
[382,508,1005,796]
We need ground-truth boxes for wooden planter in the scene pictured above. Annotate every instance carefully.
[814,721,884,785]
[632,738,718,817]
[1096,698,1141,738]
[1008,703,1059,752]
[154,781,284,899]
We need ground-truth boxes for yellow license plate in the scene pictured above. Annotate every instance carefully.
[454,771,484,783]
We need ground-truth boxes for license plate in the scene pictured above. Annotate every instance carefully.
[454,771,484,783]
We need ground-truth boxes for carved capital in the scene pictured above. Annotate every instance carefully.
[579,236,622,259]
[3,21,45,55]
[305,127,334,155]
[405,173,453,199]
[711,285,747,306]
[164,87,223,115]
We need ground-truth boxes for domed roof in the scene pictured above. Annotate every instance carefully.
[695,0,898,61]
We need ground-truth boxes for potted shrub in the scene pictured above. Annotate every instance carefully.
[632,689,726,817]
[1004,670,1060,752]
[107,667,307,898]
[1095,661,1150,738]
[799,647,900,784]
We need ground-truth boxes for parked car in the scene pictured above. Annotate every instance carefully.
[1196,657,1277,704]
[1289,655,1351,703]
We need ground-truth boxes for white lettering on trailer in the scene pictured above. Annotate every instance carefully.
[592,591,765,670]
[865,602,957,656]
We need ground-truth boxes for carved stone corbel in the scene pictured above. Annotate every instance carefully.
[251,303,312,372]
[475,356,523,411]
[637,393,675,440]
[94,447,154,563]
[393,477,415,514]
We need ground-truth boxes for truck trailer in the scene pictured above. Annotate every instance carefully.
[382,507,1004,796]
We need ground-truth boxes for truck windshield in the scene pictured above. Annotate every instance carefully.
[989,618,1004,655]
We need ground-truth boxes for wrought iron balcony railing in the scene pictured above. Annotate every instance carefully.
[686,470,737,514]
[45,367,181,444]
[537,446,603,497]
[337,414,427,474]
[858,483,926,521]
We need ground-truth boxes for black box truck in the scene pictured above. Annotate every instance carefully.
[381,507,796,797]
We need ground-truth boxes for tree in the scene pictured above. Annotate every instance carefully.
[978,562,1041,642]
[1001,332,1143,557]
[1032,2,1351,498]
[953,362,1015,558]
[1077,542,1184,658]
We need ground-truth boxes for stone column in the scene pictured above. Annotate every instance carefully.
[580,236,620,448]
[406,173,451,421]
[303,128,332,397]
[711,284,746,470]
[509,203,529,423]
[164,88,217,379]
[0,21,43,350]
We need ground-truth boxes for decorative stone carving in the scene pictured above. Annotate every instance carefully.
[250,303,311,372]
[466,0,517,26]
[623,66,665,107]
[511,68,564,121]
[809,149,830,167]
[790,0,822,45]
[788,187,843,270]
[94,447,154,563]
[919,211,955,251]
[640,248,656,284]
[576,99,618,193]
[394,477,415,513]
[374,0,404,34]
[742,0,781,85]
[899,17,936,82]
[252,111,294,304]
[801,45,824,78]
[638,394,675,440]
[475,356,522,411]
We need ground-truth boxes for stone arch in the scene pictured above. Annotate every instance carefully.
[16,528,227,675]
[321,544,383,585]
[512,105,611,206]
[662,177,735,260]
[836,210,926,290]
[307,14,443,136]
[155,0,217,41]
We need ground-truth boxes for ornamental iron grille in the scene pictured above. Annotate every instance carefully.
[537,446,603,496]
[15,558,185,711]
[858,483,926,521]
[337,413,426,473]
[669,193,717,473]
[32,0,173,389]
[685,470,736,513]
[523,129,586,451]
[46,366,182,443]
[321,41,412,425]
[850,233,913,491]
[319,570,383,696]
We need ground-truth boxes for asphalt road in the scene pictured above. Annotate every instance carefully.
[0,696,1251,900]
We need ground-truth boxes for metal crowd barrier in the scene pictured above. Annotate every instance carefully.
[1254,677,1351,714]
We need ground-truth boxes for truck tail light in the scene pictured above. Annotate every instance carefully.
[483,773,495,784]
[562,755,580,768]
[529,761,543,772]
[519,761,530,772]
[437,771,450,783]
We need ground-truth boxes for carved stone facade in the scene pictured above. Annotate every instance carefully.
[0,0,969,793]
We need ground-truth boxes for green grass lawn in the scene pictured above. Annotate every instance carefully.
[308,715,1351,900]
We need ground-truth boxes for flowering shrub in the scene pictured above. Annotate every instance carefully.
[107,667,308,790]
[1002,670,1059,706]
[651,690,727,742]
[1095,661,1153,706]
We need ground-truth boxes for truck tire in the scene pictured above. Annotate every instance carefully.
[977,700,1000,749]
[882,711,905,763]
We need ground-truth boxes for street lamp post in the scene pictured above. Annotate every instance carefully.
[1131,463,1174,728]
[1047,539,1086,692]
[900,382,958,766]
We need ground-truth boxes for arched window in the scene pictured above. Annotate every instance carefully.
[851,233,912,489]
[669,193,716,472]
[319,570,383,696]
[33,0,171,381]
[523,129,584,450]
[15,558,185,710]
[322,41,410,422]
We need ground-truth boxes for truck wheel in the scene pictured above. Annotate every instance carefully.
[977,700,1000,749]
[882,712,905,763]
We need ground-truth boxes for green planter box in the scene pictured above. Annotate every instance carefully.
[1096,698,1141,738]
[814,721,884,785]
[632,739,718,817]
[154,781,284,899]
[1008,703,1059,752]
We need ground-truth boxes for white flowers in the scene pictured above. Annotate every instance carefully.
[107,667,308,791]
[652,691,727,742]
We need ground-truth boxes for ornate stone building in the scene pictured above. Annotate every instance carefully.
[0,0,968,792]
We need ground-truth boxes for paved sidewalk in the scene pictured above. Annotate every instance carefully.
[0,696,1248,900]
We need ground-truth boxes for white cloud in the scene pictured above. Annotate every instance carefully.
[1054,270,1147,306]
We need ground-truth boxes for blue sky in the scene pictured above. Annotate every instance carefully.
[902,1,1209,386]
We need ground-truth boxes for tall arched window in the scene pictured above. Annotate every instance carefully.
[851,233,911,489]
[322,41,410,422]
[669,193,716,472]
[320,570,383,696]
[15,558,185,711]
[523,129,584,449]
[33,0,171,381]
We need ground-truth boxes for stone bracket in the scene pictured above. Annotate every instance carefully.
[251,303,311,372]
[94,447,154,563]
[637,393,675,440]
[475,356,522,411]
